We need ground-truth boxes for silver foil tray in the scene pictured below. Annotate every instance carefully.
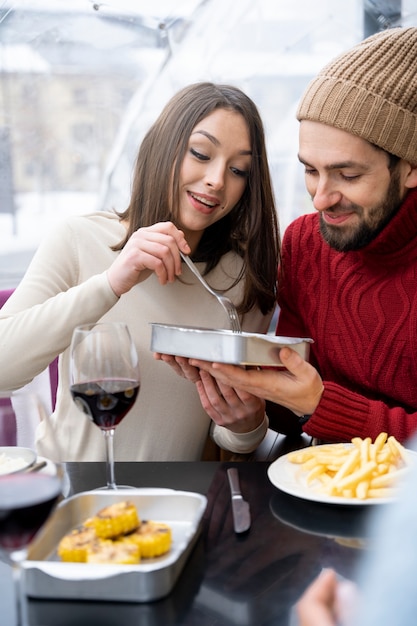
[150,323,313,367]
[24,488,207,602]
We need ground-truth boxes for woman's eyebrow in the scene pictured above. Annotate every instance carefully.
[192,130,252,155]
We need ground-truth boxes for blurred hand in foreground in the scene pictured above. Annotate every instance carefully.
[296,568,359,626]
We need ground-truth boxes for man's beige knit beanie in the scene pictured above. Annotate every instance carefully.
[297,27,417,164]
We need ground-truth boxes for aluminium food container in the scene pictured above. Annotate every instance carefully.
[150,323,313,367]
[23,488,207,602]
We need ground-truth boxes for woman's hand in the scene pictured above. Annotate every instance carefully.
[196,369,266,433]
[189,347,324,417]
[107,221,191,296]
[155,354,266,433]
[155,354,202,383]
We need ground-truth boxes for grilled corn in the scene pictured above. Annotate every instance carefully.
[123,520,172,558]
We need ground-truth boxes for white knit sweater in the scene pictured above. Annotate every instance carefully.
[0,212,272,461]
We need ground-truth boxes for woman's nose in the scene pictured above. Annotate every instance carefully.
[205,162,225,190]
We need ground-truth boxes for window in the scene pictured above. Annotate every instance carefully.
[0,0,413,287]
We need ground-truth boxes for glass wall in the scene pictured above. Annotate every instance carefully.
[0,0,415,287]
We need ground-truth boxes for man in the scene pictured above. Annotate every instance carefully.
[183,27,417,444]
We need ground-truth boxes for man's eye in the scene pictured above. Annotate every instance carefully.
[341,174,360,181]
[190,147,209,161]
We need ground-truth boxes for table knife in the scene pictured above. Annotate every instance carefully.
[227,467,251,533]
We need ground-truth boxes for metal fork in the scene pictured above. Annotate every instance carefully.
[180,252,241,333]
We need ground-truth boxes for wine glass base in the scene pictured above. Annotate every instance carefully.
[94,485,137,490]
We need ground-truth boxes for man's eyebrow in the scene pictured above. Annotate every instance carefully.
[192,130,252,155]
[298,155,368,170]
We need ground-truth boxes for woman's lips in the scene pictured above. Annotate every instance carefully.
[187,191,220,214]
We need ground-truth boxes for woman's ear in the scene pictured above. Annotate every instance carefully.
[404,162,417,189]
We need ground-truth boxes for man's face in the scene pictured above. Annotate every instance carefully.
[298,121,408,251]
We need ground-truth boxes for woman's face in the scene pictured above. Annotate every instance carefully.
[177,108,252,252]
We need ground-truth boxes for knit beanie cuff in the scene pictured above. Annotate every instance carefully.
[296,28,417,165]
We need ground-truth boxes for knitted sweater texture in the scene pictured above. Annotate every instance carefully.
[275,188,417,444]
[0,212,270,461]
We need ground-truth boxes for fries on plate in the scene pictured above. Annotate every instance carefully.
[287,433,410,500]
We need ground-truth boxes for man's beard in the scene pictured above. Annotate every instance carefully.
[319,170,403,252]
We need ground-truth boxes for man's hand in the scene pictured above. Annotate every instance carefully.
[188,347,324,417]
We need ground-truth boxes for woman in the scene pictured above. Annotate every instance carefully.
[0,82,280,461]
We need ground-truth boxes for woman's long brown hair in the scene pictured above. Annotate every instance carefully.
[113,82,280,315]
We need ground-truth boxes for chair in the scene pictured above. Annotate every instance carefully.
[0,288,58,446]
[0,288,14,308]
[0,395,17,446]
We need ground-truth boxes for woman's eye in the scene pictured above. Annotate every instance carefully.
[231,167,249,178]
[190,147,209,161]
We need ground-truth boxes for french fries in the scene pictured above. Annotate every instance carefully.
[287,433,410,500]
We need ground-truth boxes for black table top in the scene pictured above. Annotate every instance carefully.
[12,455,379,626]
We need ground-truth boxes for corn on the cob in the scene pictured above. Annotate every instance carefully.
[57,526,97,563]
[57,501,173,564]
[123,520,172,558]
[92,501,140,539]
[86,539,140,565]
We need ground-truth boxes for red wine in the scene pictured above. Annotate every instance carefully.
[0,473,62,551]
[70,379,140,429]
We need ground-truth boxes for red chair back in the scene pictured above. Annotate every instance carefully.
[0,396,16,446]
[0,289,58,410]
[0,289,14,308]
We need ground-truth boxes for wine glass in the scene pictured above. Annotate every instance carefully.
[0,471,63,626]
[69,322,140,489]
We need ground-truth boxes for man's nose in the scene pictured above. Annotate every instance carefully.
[312,179,342,211]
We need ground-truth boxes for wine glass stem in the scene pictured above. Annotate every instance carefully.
[102,429,117,490]
[11,553,29,626]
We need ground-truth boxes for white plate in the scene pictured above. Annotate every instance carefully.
[0,446,36,475]
[267,446,416,506]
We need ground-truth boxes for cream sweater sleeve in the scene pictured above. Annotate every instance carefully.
[209,298,274,453]
[212,414,270,453]
[0,216,119,390]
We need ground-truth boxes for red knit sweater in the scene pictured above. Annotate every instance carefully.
[273,187,417,444]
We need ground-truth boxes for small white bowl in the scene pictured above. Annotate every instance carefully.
[0,446,37,475]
